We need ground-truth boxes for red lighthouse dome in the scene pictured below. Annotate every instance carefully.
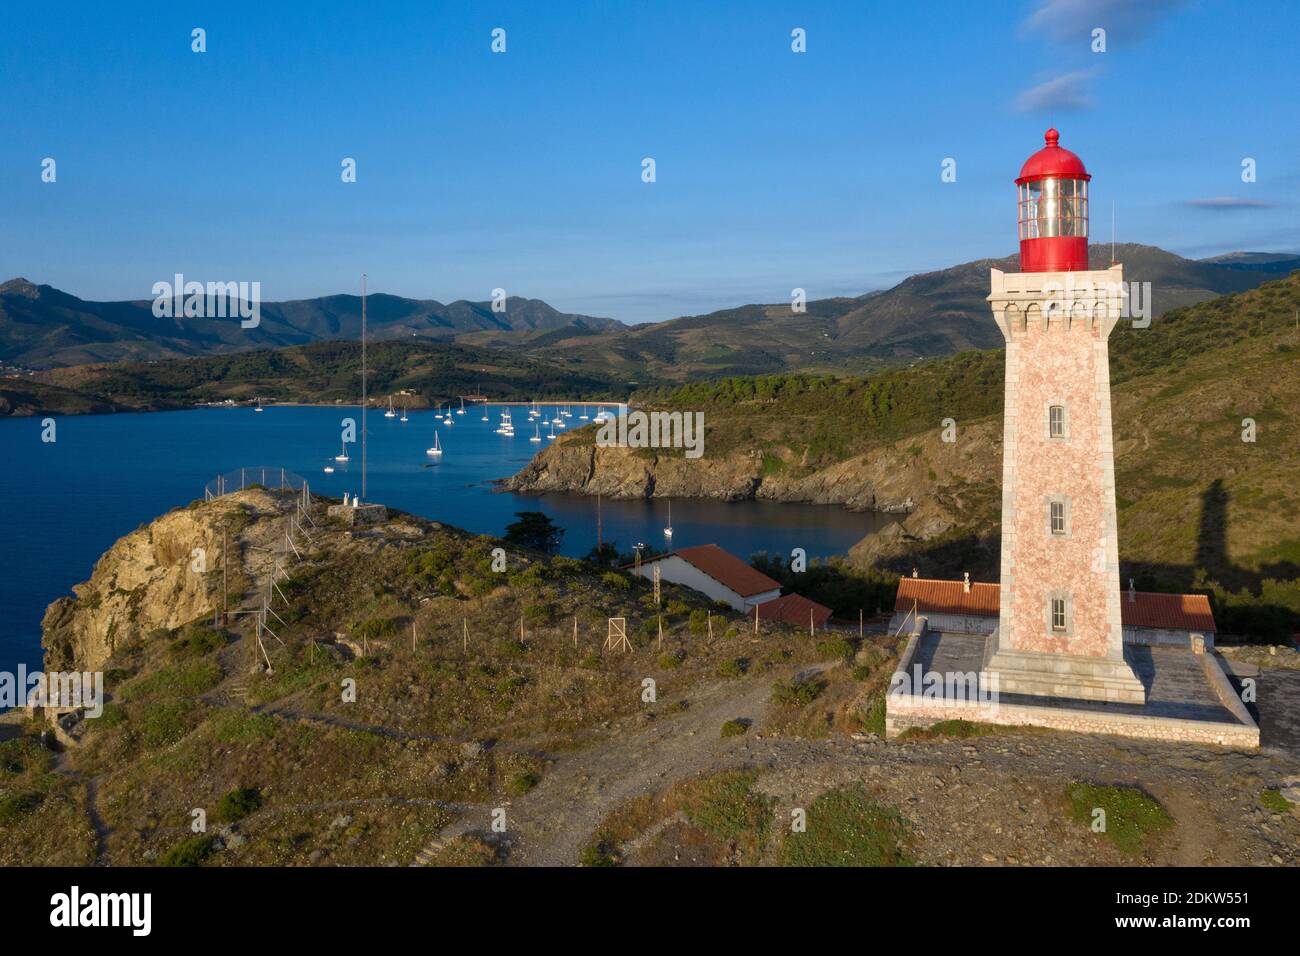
[1015,128,1091,273]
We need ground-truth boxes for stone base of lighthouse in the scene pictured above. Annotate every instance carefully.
[984,644,1146,704]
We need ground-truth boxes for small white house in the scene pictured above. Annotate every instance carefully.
[630,544,781,613]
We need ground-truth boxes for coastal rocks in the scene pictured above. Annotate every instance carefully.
[502,417,1002,571]
[41,489,294,673]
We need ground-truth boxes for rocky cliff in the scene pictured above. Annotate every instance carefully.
[502,422,1004,566]
[41,491,292,672]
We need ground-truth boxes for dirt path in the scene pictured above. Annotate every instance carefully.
[407,656,1300,867]
[486,663,831,866]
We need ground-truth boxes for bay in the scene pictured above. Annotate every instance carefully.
[0,405,895,670]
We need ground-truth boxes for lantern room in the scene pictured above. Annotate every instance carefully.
[1016,128,1090,273]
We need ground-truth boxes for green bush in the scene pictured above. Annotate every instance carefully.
[141,702,198,749]
[772,677,823,708]
[169,624,226,658]
[780,783,913,867]
[716,658,746,679]
[216,786,262,823]
[815,637,855,660]
[1259,789,1293,814]
[159,834,216,867]
[720,719,748,738]
[508,772,540,796]
[657,651,683,670]
[1065,784,1174,854]
[601,572,631,591]
[0,790,44,824]
[689,609,710,635]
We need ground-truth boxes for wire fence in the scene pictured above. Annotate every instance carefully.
[204,466,311,500]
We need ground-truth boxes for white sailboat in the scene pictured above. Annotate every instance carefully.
[457,397,465,415]
[547,421,556,440]
[594,406,609,423]
[530,424,541,443]
[254,397,263,412]
[482,404,490,421]
[580,405,589,420]
[400,405,408,423]
[663,500,673,542]
[426,431,443,457]
[335,439,350,463]
[384,397,396,419]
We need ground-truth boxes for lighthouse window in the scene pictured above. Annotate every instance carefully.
[1050,500,1066,535]
[1051,597,1067,631]
[1049,404,1066,437]
[1018,179,1088,240]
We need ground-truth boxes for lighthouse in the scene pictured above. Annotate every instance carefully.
[984,129,1145,703]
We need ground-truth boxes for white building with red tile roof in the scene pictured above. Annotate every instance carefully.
[630,544,781,612]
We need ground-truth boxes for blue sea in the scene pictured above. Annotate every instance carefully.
[0,404,893,671]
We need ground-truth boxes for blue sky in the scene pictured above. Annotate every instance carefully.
[2,0,1297,323]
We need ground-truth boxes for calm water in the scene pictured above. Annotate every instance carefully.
[0,405,893,670]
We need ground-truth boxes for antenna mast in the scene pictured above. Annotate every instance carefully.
[1111,200,1116,265]
[361,273,368,502]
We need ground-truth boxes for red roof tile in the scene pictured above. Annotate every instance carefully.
[894,578,1216,632]
[894,578,1000,616]
[663,544,781,598]
[756,593,833,628]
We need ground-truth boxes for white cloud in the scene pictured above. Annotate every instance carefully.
[1014,70,1095,112]
[1022,0,1187,43]
[1185,197,1274,209]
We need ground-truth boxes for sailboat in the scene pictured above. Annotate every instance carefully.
[482,404,490,421]
[580,405,589,420]
[335,439,350,463]
[530,424,541,443]
[457,397,465,416]
[385,397,396,419]
[663,500,674,542]
[254,397,263,412]
[594,406,609,423]
[426,431,443,457]
[400,405,408,423]
[547,420,556,440]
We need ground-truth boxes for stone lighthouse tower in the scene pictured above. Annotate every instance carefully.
[984,129,1145,704]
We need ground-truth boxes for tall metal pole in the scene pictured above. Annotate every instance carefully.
[361,273,368,502]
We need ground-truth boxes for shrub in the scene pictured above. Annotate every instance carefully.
[1259,789,1293,814]
[216,786,263,823]
[580,841,620,867]
[780,783,914,867]
[657,651,683,670]
[1065,784,1174,854]
[354,616,398,641]
[772,677,823,708]
[601,572,631,591]
[158,834,216,867]
[720,720,748,737]
[508,772,540,796]
[689,609,710,635]
[0,790,44,824]
[716,659,746,679]
[860,694,886,736]
[169,624,226,658]
[141,702,198,749]
[815,637,855,660]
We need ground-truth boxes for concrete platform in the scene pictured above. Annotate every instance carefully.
[887,630,1260,749]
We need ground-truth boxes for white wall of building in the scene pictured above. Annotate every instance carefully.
[631,556,779,612]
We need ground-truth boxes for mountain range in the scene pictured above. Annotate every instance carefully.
[3,244,1297,376]
[0,279,620,369]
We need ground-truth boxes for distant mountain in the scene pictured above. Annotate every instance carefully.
[503,244,1300,380]
[0,278,621,369]
[6,243,1296,375]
